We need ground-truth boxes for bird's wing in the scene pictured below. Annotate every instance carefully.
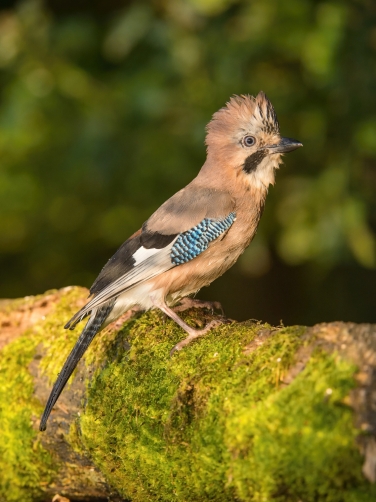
[65,185,235,328]
[144,184,235,235]
[65,239,177,328]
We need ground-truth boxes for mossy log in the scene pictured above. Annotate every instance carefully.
[1,287,376,501]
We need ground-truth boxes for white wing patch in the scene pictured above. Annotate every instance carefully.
[67,238,178,327]
[133,246,160,265]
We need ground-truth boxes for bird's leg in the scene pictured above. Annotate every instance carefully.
[153,299,223,355]
[173,297,224,315]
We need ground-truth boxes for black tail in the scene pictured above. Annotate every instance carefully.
[39,301,114,431]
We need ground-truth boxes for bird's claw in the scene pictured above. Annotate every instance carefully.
[170,319,224,356]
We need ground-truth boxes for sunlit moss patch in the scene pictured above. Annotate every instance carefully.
[0,334,55,501]
[1,288,375,501]
[0,287,88,501]
[78,311,374,501]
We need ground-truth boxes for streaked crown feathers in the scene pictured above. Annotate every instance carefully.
[206,92,280,148]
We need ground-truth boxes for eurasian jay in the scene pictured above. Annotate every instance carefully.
[40,91,302,431]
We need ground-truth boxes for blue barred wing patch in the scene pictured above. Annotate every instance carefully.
[170,212,236,265]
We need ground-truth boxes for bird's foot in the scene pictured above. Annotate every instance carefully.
[170,319,224,356]
[173,297,224,315]
[151,297,227,356]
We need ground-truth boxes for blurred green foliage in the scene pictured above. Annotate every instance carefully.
[1,0,376,324]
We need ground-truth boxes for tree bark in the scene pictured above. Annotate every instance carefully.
[1,287,376,501]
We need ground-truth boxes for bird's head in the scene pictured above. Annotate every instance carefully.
[205,92,302,190]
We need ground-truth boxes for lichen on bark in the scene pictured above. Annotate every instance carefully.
[1,287,376,501]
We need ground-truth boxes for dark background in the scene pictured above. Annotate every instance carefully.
[1,0,376,326]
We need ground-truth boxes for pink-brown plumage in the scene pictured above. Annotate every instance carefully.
[150,182,266,302]
[39,91,302,431]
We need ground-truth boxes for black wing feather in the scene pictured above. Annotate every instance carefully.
[140,223,177,249]
[90,228,177,296]
[90,231,142,295]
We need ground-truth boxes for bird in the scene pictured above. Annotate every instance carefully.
[39,91,302,431]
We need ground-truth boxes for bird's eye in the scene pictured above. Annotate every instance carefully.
[243,135,256,147]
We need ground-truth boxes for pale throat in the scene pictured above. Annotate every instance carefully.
[246,154,280,190]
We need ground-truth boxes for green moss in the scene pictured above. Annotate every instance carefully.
[226,351,369,501]
[75,310,374,501]
[0,335,55,501]
[0,287,89,501]
[36,286,90,383]
[1,288,374,501]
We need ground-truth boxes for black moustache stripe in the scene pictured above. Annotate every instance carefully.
[242,150,267,174]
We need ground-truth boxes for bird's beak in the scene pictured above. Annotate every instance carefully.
[267,137,303,154]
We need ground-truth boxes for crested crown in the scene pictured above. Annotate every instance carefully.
[206,92,280,147]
